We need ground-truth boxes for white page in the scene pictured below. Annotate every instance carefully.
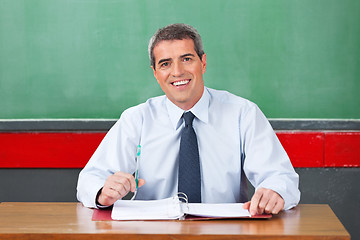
[182,202,251,218]
[111,197,183,220]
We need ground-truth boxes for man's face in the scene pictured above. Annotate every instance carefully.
[152,39,207,110]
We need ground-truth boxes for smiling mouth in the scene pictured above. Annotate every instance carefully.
[172,80,190,86]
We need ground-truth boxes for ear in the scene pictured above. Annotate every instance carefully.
[151,65,160,84]
[201,53,207,74]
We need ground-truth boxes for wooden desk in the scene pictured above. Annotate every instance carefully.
[0,202,350,240]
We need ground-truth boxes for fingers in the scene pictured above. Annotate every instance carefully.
[109,172,136,193]
[248,188,284,215]
[269,197,284,214]
[242,201,251,210]
[97,171,145,206]
[249,189,262,215]
[137,179,146,188]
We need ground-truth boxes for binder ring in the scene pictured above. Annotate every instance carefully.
[177,192,188,203]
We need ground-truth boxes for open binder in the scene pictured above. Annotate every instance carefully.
[107,193,271,221]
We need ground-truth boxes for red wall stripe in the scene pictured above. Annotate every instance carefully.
[0,132,359,168]
[0,132,106,168]
[276,132,324,167]
[324,132,360,167]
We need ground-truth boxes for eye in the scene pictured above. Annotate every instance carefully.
[160,62,170,69]
[183,57,192,62]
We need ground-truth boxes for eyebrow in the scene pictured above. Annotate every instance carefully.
[157,53,196,66]
[157,58,171,66]
[180,53,195,58]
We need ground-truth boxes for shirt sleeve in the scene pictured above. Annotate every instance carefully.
[76,108,142,208]
[241,103,300,210]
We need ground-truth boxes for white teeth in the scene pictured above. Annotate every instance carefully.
[172,80,189,86]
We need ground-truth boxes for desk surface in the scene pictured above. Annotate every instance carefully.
[0,202,350,240]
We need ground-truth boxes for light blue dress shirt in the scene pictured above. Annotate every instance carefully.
[77,87,300,209]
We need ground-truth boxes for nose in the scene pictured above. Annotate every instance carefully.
[172,61,184,77]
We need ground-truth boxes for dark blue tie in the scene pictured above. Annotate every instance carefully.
[178,111,201,203]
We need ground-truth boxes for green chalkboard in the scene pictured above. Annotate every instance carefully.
[1,0,359,119]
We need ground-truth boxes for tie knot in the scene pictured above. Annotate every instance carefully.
[183,111,195,127]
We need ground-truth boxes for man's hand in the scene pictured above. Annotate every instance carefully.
[243,187,284,215]
[97,171,145,207]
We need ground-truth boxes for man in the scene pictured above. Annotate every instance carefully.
[77,23,300,215]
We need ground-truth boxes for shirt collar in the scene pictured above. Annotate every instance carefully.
[166,87,210,130]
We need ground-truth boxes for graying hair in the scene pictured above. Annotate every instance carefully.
[148,23,205,69]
